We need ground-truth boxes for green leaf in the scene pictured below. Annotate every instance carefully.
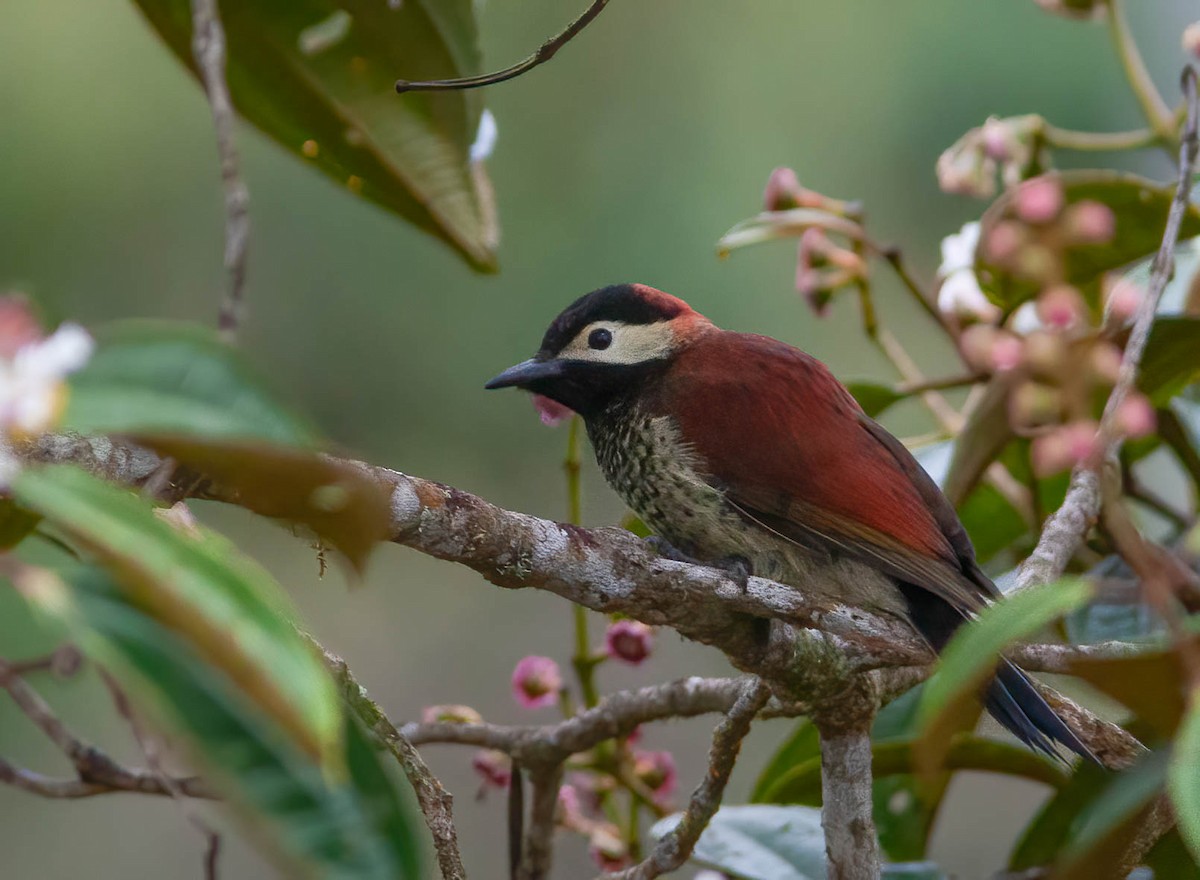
[131,0,497,270]
[1066,643,1190,740]
[975,171,1200,309]
[943,375,1016,508]
[23,569,420,879]
[751,720,821,803]
[66,321,317,446]
[847,381,906,419]
[650,805,947,880]
[1171,688,1200,865]
[0,499,41,550]
[956,481,1028,565]
[915,578,1094,774]
[1009,759,1112,870]
[12,464,341,762]
[1139,316,1200,405]
[1054,749,1168,880]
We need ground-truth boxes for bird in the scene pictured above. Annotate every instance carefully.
[486,282,1092,761]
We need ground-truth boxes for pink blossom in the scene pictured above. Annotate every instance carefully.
[1032,421,1100,476]
[1035,284,1086,330]
[763,166,802,211]
[984,221,1025,264]
[990,334,1025,372]
[1115,394,1156,439]
[1014,176,1064,225]
[1090,342,1123,383]
[556,785,584,828]
[588,825,628,872]
[511,655,563,709]
[604,620,654,665]
[633,750,677,800]
[0,295,43,359]
[471,749,511,789]
[532,394,573,427]
[1106,279,1143,323]
[1064,200,1116,244]
[1184,22,1200,59]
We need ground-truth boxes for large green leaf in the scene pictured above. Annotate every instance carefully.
[650,805,947,880]
[1171,688,1200,865]
[975,171,1200,309]
[1009,759,1112,871]
[65,321,392,570]
[66,320,317,445]
[915,578,1094,774]
[132,0,497,270]
[20,568,420,879]
[12,464,341,762]
[1139,317,1200,405]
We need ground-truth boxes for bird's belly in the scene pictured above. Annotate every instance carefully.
[592,413,907,618]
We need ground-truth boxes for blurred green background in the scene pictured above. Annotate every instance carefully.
[0,1,1194,876]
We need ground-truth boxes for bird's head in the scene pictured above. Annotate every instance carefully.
[485,283,710,417]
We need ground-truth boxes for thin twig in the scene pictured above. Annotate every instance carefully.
[606,678,771,880]
[315,642,467,880]
[1016,66,1199,593]
[190,0,249,342]
[395,0,611,93]
[1104,0,1176,144]
[519,764,564,880]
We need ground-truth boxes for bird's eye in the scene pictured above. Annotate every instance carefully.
[588,328,613,350]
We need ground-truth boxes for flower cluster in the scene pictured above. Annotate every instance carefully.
[935,175,1155,475]
[937,115,1047,200]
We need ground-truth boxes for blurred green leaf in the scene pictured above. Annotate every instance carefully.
[943,375,1015,508]
[66,321,317,446]
[1010,759,1111,870]
[148,437,391,573]
[620,511,653,538]
[1139,317,1200,405]
[0,500,40,550]
[915,578,1093,774]
[1170,687,1200,865]
[1067,643,1189,740]
[1054,749,1168,880]
[12,464,341,762]
[848,381,906,419]
[975,171,1200,309]
[751,719,821,803]
[23,568,420,879]
[956,481,1028,565]
[131,0,498,270]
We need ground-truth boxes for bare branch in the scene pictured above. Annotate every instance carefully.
[395,0,611,94]
[0,658,215,799]
[1016,65,1199,594]
[519,764,564,880]
[316,642,466,880]
[190,0,250,342]
[608,678,772,880]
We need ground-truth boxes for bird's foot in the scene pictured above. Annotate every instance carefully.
[643,537,753,592]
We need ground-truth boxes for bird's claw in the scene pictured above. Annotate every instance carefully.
[643,537,752,592]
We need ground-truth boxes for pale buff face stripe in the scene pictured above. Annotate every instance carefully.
[558,320,676,365]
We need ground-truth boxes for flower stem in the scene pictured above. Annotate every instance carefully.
[1041,122,1160,152]
[564,416,601,710]
[1104,0,1176,145]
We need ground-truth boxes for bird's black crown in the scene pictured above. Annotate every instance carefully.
[538,284,688,356]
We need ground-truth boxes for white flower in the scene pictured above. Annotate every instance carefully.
[937,222,998,321]
[1009,301,1045,336]
[939,221,980,276]
[469,109,498,163]
[0,323,94,436]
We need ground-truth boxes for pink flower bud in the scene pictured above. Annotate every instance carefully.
[1090,342,1123,384]
[981,117,1013,161]
[511,655,563,709]
[1115,394,1156,439]
[604,619,654,665]
[0,294,43,360]
[588,825,628,871]
[960,325,1000,371]
[985,221,1026,264]
[1023,330,1066,374]
[556,784,584,828]
[532,394,574,427]
[1184,22,1200,59]
[763,166,802,211]
[472,749,511,789]
[1014,176,1064,225]
[1009,381,1061,428]
[1106,279,1143,323]
[1063,200,1116,244]
[421,704,483,725]
[632,750,677,799]
[1032,421,1100,476]
[991,333,1026,372]
[1035,284,1086,330]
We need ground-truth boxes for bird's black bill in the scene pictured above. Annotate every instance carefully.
[484,357,566,390]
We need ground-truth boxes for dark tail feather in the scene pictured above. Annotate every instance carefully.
[896,582,1096,764]
[986,660,1094,762]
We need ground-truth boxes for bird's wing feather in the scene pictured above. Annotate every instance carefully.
[662,332,995,613]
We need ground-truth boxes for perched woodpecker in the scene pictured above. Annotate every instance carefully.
[487,283,1091,760]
